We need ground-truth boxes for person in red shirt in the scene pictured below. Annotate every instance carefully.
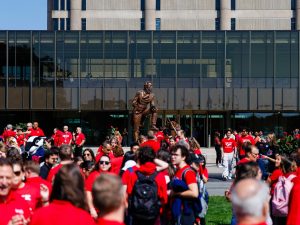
[86,155,112,218]
[127,146,168,225]
[175,130,189,143]
[170,145,198,225]
[93,174,126,225]
[237,144,259,166]
[287,176,300,225]
[2,124,16,144]
[11,160,42,212]
[237,128,255,159]
[51,128,64,147]
[16,127,25,152]
[61,125,73,145]
[47,145,73,183]
[95,140,114,163]
[0,158,31,225]
[73,127,86,157]
[231,178,270,225]
[27,122,45,137]
[267,154,283,195]
[189,137,202,155]
[110,138,124,175]
[30,164,95,225]
[221,130,237,180]
[140,130,160,153]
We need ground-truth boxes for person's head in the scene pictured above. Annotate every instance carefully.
[16,127,23,134]
[143,81,153,94]
[226,130,232,139]
[6,147,22,162]
[189,153,205,171]
[82,148,95,162]
[33,122,39,129]
[214,131,220,137]
[137,146,156,165]
[63,125,69,132]
[44,148,59,166]
[171,145,190,167]
[59,145,73,161]
[147,130,156,140]
[160,140,170,151]
[110,137,118,149]
[244,144,258,162]
[50,164,88,211]
[241,128,249,137]
[275,154,282,168]
[102,141,112,155]
[231,179,270,223]
[157,149,171,163]
[266,133,277,146]
[188,137,200,150]
[74,156,84,166]
[6,124,13,131]
[235,162,262,183]
[11,161,24,189]
[0,142,7,158]
[177,130,185,138]
[169,137,176,147]
[92,174,126,218]
[23,160,40,178]
[130,142,139,154]
[76,127,82,134]
[26,123,32,130]
[0,158,13,199]
[280,155,296,174]
[80,160,94,178]
[138,135,147,144]
[96,155,111,172]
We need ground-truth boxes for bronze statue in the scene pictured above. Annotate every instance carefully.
[132,81,158,141]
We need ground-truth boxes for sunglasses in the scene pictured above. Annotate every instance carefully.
[14,171,21,176]
[84,153,91,156]
[99,161,110,165]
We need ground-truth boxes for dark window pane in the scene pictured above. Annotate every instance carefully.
[215,0,220,10]
[291,0,296,10]
[291,18,296,30]
[66,0,70,10]
[215,18,220,30]
[231,18,236,30]
[66,18,70,30]
[53,18,58,30]
[53,0,59,10]
[156,18,161,30]
[231,0,236,10]
[82,0,86,10]
[60,18,65,30]
[81,18,86,30]
[156,0,160,10]
[60,0,65,10]
[141,0,145,10]
[141,18,145,30]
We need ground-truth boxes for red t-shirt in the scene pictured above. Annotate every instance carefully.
[194,149,202,155]
[287,177,300,225]
[75,133,85,146]
[12,183,41,212]
[0,191,31,225]
[140,140,161,152]
[174,165,197,185]
[16,134,25,146]
[2,130,16,141]
[26,177,52,194]
[61,131,72,145]
[221,138,236,153]
[122,166,139,186]
[111,156,124,175]
[155,131,164,143]
[29,200,95,225]
[47,164,63,183]
[51,130,64,147]
[237,157,250,166]
[85,170,101,192]
[238,135,255,156]
[28,128,45,137]
[95,149,115,163]
[199,166,209,180]
[126,162,168,205]
[97,218,125,225]
[269,168,283,195]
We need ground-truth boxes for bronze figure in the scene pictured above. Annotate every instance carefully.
[132,81,158,141]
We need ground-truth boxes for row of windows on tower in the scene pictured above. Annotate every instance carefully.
[53,0,296,11]
[53,18,86,30]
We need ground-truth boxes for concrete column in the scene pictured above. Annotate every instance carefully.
[70,0,81,30]
[47,0,53,30]
[297,0,300,30]
[220,0,231,30]
[145,0,156,30]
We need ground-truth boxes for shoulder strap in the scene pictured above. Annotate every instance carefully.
[181,167,193,182]
[136,171,158,181]
[287,174,297,181]
[128,167,134,173]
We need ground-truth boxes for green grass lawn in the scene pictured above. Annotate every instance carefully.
[205,196,232,225]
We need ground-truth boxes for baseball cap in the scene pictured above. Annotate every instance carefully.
[190,153,205,164]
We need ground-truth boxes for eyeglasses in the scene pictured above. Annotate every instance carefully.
[84,153,91,156]
[14,171,21,176]
[99,161,110,165]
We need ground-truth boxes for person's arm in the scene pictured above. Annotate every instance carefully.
[79,138,85,147]
[86,191,98,219]
[154,158,169,171]
[175,183,198,199]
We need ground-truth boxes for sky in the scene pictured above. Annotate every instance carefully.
[0,0,47,30]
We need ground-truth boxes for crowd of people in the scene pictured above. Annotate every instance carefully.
[1,122,300,225]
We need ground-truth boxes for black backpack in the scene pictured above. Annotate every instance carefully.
[129,171,161,220]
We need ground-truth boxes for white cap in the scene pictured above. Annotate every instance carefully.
[122,160,136,171]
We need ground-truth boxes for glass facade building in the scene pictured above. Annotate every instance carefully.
[0,31,300,146]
